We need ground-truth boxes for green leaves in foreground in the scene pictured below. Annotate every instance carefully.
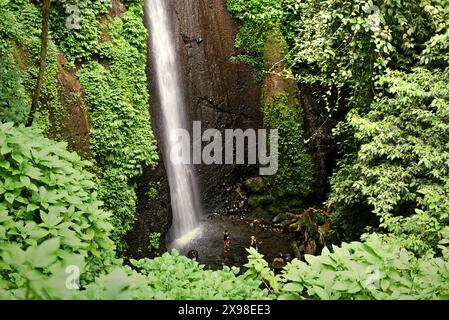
[130,251,270,300]
[0,124,268,300]
[277,235,449,300]
[0,123,116,288]
[1,247,270,300]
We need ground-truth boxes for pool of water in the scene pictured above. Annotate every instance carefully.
[170,214,296,270]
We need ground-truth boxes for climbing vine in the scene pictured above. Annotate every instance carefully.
[77,2,158,251]
[0,0,33,124]
[1,0,158,252]
[226,0,282,79]
[263,94,313,198]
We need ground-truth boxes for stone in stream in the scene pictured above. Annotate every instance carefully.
[187,249,199,261]
[272,213,288,223]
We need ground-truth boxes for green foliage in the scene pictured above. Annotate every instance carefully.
[419,3,449,68]
[243,247,282,293]
[31,40,68,139]
[95,175,137,252]
[329,68,449,255]
[0,43,30,124]
[77,3,158,250]
[281,0,448,110]
[129,251,270,300]
[229,21,266,74]
[1,238,88,299]
[0,0,31,124]
[148,232,160,251]
[263,94,313,197]
[49,0,112,64]
[226,0,282,76]
[0,123,117,291]
[227,0,282,23]
[146,181,160,201]
[0,0,73,134]
[1,248,270,300]
[278,234,449,300]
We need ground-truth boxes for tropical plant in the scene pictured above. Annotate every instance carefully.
[0,123,117,289]
[278,234,449,300]
[148,232,160,251]
[243,247,282,294]
[329,68,449,255]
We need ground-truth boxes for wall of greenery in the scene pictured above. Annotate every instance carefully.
[1,0,448,300]
[0,0,158,252]
[227,0,449,258]
[76,1,158,250]
[227,0,315,209]
[1,124,448,299]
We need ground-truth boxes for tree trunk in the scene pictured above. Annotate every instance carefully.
[27,0,51,127]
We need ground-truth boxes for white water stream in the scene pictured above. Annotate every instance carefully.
[145,0,202,247]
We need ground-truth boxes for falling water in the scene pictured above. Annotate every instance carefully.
[145,0,202,247]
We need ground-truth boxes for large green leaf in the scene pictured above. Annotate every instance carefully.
[29,238,60,268]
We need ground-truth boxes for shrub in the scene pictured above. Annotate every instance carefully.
[0,123,117,289]
[278,234,449,300]
[329,68,449,255]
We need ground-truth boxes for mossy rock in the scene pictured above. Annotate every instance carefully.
[251,207,272,220]
[243,177,266,193]
[267,204,284,215]
[248,194,274,207]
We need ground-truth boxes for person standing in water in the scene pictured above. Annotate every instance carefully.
[223,230,231,253]
[250,235,258,251]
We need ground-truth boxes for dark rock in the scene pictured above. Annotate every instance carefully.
[300,83,348,202]
[187,249,200,261]
[170,0,263,215]
[125,161,172,259]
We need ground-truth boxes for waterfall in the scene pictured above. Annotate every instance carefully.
[145,0,202,247]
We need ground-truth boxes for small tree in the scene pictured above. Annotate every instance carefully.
[27,0,51,127]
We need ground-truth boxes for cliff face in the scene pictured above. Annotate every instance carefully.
[172,0,261,127]
[300,84,347,202]
[149,0,263,214]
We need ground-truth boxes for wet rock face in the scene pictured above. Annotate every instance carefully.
[170,0,263,213]
[300,84,346,202]
[126,161,172,259]
[54,53,91,158]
